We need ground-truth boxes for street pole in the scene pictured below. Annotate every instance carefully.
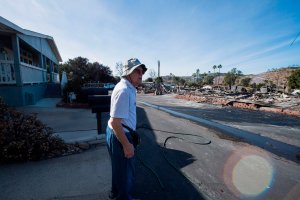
[158,60,160,77]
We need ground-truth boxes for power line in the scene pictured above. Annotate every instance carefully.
[290,32,300,47]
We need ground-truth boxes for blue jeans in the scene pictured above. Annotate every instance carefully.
[106,126,135,200]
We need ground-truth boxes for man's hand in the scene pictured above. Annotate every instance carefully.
[123,142,135,158]
[109,117,135,158]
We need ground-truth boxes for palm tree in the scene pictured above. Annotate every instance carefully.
[217,64,222,74]
[213,65,217,75]
[217,64,222,85]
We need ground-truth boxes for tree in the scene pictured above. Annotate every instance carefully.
[144,77,153,82]
[192,68,200,82]
[192,73,197,82]
[169,73,175,85]
[173,76,181,86]
[217,64,222,74]
[179,78,186,87]
[288,69,300,89]
[213,65,217,75]
[186,81,196,88]
[217,64,222,85]
[148,69,157,79]
[196,79,203,87]
[59,56,116,102]
[240,77,252,87]
[223,68,243,88]
[115,62,123,77]
[89,62,114,83]
[154,76,164,95]
[203,75,214,85]
[59,57,114,84]
[154,76,163,84]
[59,56,89,82]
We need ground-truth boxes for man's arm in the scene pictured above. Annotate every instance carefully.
[109,117,135,158]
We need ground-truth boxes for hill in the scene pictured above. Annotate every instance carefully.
[246,67,300,88]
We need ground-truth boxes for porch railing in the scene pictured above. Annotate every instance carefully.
[0,60,16,84]
[21,62,47,84]
[0,60,59,85]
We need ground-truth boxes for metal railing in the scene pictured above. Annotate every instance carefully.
[82,82,105,88]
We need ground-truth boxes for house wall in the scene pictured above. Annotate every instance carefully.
[22,84,47,105]
[18,34,59,64]
[0,35,61,107]
[0,83,47,106]
[0,86,23,106]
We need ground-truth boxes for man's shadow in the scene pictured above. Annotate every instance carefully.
[133,107,206,200]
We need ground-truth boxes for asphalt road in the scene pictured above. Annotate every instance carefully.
[135,94,300,200]
[138,94,300,160]
[137,94,300,147]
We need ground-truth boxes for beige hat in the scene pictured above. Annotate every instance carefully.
[122,58,147,77]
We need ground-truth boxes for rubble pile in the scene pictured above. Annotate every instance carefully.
[139,82,155,94]
[139,82,175,95]
[0,98,80,163]
[175,90,300,117]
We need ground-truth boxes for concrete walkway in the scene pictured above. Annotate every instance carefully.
[0,98,111,200]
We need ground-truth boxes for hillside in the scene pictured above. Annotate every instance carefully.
[213,67,299,89]
[247,67,300,87]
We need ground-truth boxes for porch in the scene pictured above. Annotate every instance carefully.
[0,17,62,106]
[0,59,60,85]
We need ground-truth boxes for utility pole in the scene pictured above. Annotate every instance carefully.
[158,60,160,77]
[196,68,200,82]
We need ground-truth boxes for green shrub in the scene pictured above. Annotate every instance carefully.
[288,69,300,89]
[0,97,70,163]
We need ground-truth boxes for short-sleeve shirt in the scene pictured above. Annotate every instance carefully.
[109,78,137,131]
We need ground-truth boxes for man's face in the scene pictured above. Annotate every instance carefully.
[129,67,144,87]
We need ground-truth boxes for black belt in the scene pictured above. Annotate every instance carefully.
[122,124,140,148]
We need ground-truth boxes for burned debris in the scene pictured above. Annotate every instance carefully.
[139,68,300,117]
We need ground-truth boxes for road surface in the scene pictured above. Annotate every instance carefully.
[134,94,300,200]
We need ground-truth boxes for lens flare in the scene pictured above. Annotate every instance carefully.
[232,155,273,196]
[223,146,274,198]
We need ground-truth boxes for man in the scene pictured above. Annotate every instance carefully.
[106,58,147,200]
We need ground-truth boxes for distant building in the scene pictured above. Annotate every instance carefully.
[0,17,62,106]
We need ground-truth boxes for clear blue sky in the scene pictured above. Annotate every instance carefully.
[1,0,299,77]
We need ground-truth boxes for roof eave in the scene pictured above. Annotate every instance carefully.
[0,16,62,63]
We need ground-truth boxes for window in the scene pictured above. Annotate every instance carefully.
[20,49,33,65]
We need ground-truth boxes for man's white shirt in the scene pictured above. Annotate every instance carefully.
[109,78,137,131]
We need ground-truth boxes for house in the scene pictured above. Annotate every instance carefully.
[0,16,62,106]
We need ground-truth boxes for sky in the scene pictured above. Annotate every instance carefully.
[1,0,300,77]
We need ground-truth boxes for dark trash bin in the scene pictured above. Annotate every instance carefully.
[88,95,111,134]
[80,87,108,103]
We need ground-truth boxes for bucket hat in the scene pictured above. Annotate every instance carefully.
[122,58,147,77]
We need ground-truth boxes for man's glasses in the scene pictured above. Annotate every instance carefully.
[134,68,143,75]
